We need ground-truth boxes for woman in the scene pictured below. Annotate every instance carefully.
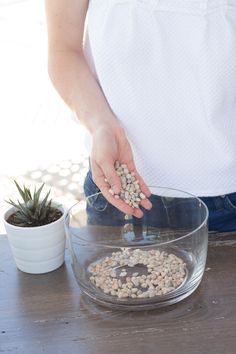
[45,0,236,232]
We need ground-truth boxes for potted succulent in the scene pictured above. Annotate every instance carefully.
[3,181,66,274]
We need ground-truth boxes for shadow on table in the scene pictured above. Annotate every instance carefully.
[79,286,208,324]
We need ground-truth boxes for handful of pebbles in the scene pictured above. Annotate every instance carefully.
[89,248,186,299]
[108,161,146,208]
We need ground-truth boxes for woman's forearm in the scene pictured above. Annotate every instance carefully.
[45,0,120,134]
[48,49,119,134]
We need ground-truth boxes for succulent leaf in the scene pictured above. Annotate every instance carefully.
[14,181,27,203]
[34,183,45,206]
[6,182,56,227]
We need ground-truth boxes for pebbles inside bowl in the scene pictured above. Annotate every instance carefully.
[89,248,186,299]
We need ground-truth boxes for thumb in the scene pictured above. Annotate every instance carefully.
[102,161,121,194]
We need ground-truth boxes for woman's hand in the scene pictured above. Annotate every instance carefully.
[91,121,152,217]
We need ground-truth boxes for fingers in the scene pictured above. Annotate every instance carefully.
[91,159,121,195]
[91,159,152,218]
[92,161,143,216]
[126,161,151,196]
[104,190,144,217]
[100,160,121,195]
[133,172,152,210]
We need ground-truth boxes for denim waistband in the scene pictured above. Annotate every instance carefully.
[89,0,235,15]
[200,192,236,210]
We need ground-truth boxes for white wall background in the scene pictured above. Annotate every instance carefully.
[0,0,87,175]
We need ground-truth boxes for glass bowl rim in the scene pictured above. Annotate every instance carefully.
[65,185,209,248]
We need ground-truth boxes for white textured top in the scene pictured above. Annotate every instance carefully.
[84,0,236,196]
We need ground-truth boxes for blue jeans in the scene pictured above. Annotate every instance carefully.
[84,170,236,233]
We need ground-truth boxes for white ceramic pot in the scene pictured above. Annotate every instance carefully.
[3,206,66,274]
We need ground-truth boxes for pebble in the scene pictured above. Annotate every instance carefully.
[120,272,127,277]
[109,188,114,196]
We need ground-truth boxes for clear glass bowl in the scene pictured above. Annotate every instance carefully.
[65,186,208,310]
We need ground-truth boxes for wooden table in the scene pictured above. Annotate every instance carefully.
[1,233,236,354]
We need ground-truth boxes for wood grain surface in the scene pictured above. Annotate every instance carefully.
[0,233,236,354]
